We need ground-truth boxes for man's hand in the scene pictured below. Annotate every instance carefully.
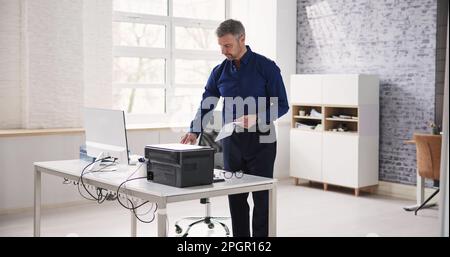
[180,133,198,145]
[235,114,257,129]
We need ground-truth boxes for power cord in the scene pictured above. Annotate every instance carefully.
[77,157,117,202]
[115,161,158,223]
[74,156,157,223]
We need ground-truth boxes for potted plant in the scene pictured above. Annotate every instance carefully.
[429,122,441,135]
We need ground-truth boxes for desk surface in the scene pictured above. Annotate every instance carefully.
[34,160,277,199]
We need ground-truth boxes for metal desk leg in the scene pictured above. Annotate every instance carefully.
[268,182,277,237]
[131,211,137,237]
[157,202,167,237]
[34,168,41,237]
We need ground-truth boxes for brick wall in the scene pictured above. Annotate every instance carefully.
[296,0,437,185]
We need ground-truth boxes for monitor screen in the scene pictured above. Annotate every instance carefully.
[84,107,129,165]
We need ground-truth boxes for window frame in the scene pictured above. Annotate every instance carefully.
[113,0,230,124]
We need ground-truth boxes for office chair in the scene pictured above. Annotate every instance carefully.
[413,134,442,215]
[174,129,231,237]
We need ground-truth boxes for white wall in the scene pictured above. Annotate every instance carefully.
[23,0,84,128]
[0,0,22,128]
[230,0,276,59]
[0,129,185,212]
[0,0,112,129]
[83,0,112,109]
[273,0,297,178]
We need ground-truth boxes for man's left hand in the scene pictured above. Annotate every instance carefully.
[235,114,257,129]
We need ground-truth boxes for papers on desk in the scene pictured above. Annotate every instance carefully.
[146,143,207,150]
[215,122,243,142]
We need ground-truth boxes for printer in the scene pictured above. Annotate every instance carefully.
[145,144,215,188]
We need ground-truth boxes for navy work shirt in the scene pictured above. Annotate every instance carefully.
[190,46,289,135]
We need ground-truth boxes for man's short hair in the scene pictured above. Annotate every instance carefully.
[216,19,245,39]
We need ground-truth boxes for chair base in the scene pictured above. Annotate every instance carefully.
[415,189,440,215]
[403,203,437,212]
[175,216,230,237]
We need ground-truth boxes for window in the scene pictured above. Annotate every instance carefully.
[113,0,229,123]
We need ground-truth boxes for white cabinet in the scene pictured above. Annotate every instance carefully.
[289,74,379,196]
[322,133,359,188]
[322,75,359,105]
[291,74,322,104]
[290,130,322,182]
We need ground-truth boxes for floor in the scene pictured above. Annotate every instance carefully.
[0,179,440,237]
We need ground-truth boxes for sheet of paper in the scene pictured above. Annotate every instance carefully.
[215,122,242,142]
[146,143,206,150]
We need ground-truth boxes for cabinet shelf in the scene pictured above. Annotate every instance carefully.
[324,107,359,132]
[324,131,358,135]
[292,105,323,129]
[294,116,322,120]
[325,118,358,122]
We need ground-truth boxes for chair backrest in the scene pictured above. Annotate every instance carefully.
[198,111,224,169]
[413,134,442,180]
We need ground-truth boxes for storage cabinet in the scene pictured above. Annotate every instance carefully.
[290,129,322,182]
[291,75,322,104]
[322,133,359,188]
[290,74,379,196]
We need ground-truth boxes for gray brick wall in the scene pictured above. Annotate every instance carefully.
[296,0,437,185]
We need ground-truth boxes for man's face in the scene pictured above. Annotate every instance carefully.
[218,33,245,60]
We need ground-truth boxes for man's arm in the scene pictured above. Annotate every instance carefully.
[188,66,221,136]
[257,61,289,125]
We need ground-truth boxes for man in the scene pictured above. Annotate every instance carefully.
[180,19,289,237]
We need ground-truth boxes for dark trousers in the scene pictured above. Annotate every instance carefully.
[222,132,277,237]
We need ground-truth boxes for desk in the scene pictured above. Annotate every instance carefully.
[33,160,277,237]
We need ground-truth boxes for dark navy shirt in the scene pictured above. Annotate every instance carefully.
[190,46,289,135]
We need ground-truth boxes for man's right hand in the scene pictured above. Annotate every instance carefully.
[180,133,198,145]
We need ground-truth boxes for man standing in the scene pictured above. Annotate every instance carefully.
[180,19,289,237]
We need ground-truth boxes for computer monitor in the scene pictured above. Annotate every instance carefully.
[83,107,129,171]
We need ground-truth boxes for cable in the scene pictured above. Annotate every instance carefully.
[91,161,120,203]
[115,162,158,223]
[116,177,158,223]
[132,202,158,224]
[77,157,158,223]
[77,157,115,202]
[116,176,148,210]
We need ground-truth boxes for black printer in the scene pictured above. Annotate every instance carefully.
[145,144,215,187]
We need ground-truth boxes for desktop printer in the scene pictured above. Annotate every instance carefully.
[145,144,214,187]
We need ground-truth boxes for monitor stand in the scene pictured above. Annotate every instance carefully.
[88,152,118,172]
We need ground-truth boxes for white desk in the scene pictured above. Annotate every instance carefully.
[33,160,277,237]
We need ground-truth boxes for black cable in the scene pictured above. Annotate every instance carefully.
[77,157,114,202]
[132,202,158,224]
[116,175,158,224]
[116,176,149,210]
[77,159,103,201]
[78,157,158,223]
[91,161,120,203]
